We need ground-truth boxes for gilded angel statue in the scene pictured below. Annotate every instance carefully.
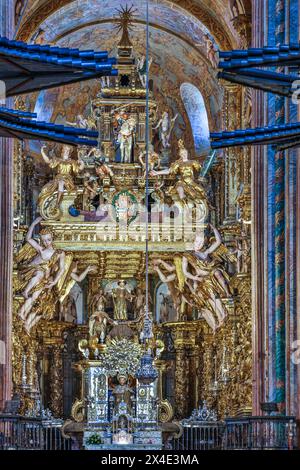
[15,217,66,333]
[15,217,96,333]
[152,226,233,331]
[193,223,234,298]
[179,224,235,329]
[152,258,192,321]
[181,256,227,331]
[38,144,84,209]
[152,139,208,210]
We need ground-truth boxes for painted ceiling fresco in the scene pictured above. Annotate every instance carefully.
[21,0,242,47]
[24,1,225,158]
[27,22,222,157]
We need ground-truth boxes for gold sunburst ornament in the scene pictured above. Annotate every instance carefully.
[114,4,138,47]
[102,338,143,377]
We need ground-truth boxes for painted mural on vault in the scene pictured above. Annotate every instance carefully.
[27,22,222,160]
[33,0,219,50]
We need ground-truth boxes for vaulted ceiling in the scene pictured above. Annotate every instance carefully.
[15,1,251,159]
[18,0,247,48]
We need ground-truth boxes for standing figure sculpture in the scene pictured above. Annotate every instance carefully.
[117,117,136,163]
[39,144,84,208]
[112,374,134,414]
[111,281,134,321]
[89,290,116,343]
[134,287,146,317]
[90,288,107,316]
[136,55,153,88]
[153,111,178,149]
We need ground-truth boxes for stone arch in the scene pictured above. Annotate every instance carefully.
[180,82,210,156]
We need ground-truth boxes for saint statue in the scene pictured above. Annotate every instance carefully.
[83,154,113,211]
[111,281,133,321]
[89,311,116,343]
[153,111,178,148]
[39,144,84,208]
[112,373,134,414]
[89,289,116,342]
[134,286,148,317]
[83,176,101,210]
[118,117,136,163]
[111,108,137,163]
[94,156,114,184]
[136,55,153,88]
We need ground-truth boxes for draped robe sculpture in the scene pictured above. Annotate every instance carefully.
[38,144,84,210]
[16,217,95,333]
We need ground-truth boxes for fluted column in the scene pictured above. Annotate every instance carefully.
[0,0,14,411]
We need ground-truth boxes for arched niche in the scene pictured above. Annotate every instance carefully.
[180,83,210,156]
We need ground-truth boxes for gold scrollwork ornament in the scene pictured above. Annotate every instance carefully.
[158,399,174,423]
[71,399,85,423]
